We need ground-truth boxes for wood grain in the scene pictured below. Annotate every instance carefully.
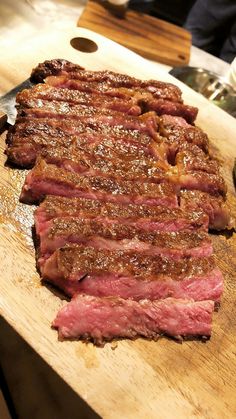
[78,0,191,66]
[0,27,235,419]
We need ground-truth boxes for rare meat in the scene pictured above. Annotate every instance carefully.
[44,76,197,123]
[145,99,198,124]
[38,148,170,183]
[178,171,226,197]
[31,59,182,102]
[35,196,208,233]
[20,159,178,206]
[37,217,212,263]
[16,85,142,116]
[180,190,233,230]
[42,244,223,302]
[159,115,209,154]
[30,59,84,83]
[6,118,162,167]
[52,294,215,344]
[18,103,159,139]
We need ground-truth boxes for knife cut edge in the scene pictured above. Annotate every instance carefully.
[0,78,34,125]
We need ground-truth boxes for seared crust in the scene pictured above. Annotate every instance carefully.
[45,244,216,281]
[36,195,208,229]
[30,59,84,83]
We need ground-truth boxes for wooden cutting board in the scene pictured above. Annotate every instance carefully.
[78,0,191,66]
[0,27,236,419]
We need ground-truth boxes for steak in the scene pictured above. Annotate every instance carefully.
[18,104,159,139]
[20,159,178,206]
[31,59,183,102]
[52,294,215,344]
[16,85,142,116]
[6,118,162,167]
[6,59,228,344]
[145,99,198,124]
[37,217,212,263]
[44,75,197,123]
[41,244,223,303]
[180,190,232,230]
[35,196,209,232]
[159,115,209,153]
[30,59,84,83]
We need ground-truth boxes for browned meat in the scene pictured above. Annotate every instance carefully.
[180,190,233,230]
[159,115,209,154]
[17,85,142,116]
[6,60,228,344]
[34,59,183,102]
[52,295,215,344]
[175,144,219,174]
[41,244,222,301]
[6,117,162,167]
[146,99,198,124]
[178,171,226,197]
[20,159,178,206]
[38,147,170,183]
[37,217,212,263]
[30,59,84,83]
[18,103,159,139]
[35,196,209,233]
[42,244,216,282]
[43,76,197,123]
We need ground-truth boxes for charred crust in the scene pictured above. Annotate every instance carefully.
[30,59,84,83]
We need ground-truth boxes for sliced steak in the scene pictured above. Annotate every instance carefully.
[43,64,183,102]
[35,196,208,233]
[146,99,198,124]
[52,295,214,344]
[175,144,219,175]
[30,59,84,83]
[44,76,197,122]
[18,103,159,139]
[40,147,169,183]
[37,217,212,263]
[180,190,233,230]
[178,171,226,197]
[6,118,162,167]
[41,245,223,302]
[20,159,178,206]
[17,85,142,116]
[159,115,209,153]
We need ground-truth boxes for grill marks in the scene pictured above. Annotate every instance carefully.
[8,59,228,344]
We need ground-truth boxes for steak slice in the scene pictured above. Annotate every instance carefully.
[180,190,233,230]
[159,115,209,154]
[178,171,226,197]
[39,147,169,183]
[44,76,197,122]
[52,295,215,344]
[16,85,142,116]
[37,217,212,263]
[18,103,158,139]
[20,159,178,206]
[30,59,84,83]
[145,99,198,124]
[38,60,183,102]
[35,196,208,233]
[6,118,162,167]
[41,245,223,302]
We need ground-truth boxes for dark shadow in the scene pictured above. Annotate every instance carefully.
[0,317,101,419]
[210,228,235,240]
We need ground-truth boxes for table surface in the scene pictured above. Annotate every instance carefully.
[0,2,232,418]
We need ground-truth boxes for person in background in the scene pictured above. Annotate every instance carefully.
[184,0,236,63]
